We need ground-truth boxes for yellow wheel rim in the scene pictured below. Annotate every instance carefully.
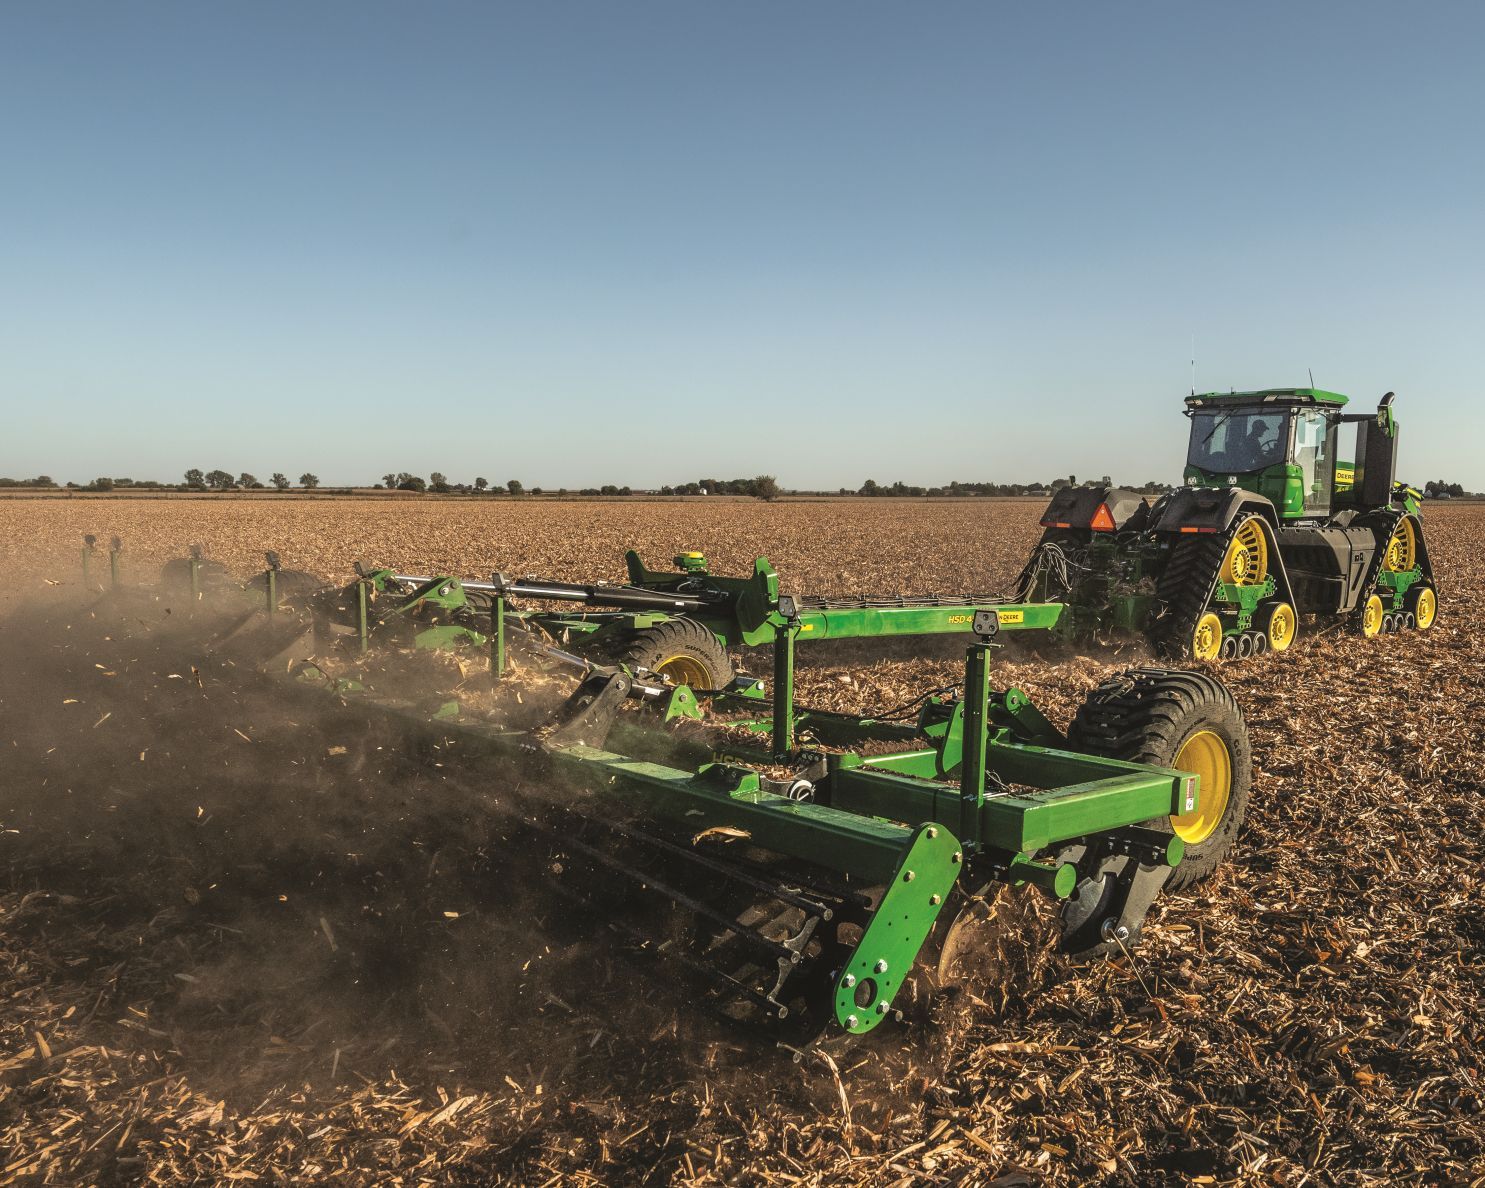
[1413,586,1437,629]
[653,653,715,688]
[1222,518,1269,585]
[1266,602,1297,652]
[1384,519,1417,572]
[1361,594,1384,638]
[1191,611,1224,661]
[1171,730,1232,845]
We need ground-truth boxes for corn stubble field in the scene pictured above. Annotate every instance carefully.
[1,496,1482,1186]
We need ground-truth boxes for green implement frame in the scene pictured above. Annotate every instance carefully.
[284,586,1194,1042]
[114,544,1219,1046]
[345,550,1064,680]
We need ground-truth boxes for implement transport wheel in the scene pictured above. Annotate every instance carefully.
[1068,668,1251,892]
[1408,585,1438,631]
[1262,602,1298,653]
[617,618,736,691]
[1358,593,1385,638]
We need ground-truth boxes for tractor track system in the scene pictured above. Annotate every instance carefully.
[1149,525,1238,661]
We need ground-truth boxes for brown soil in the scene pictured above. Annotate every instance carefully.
[1,500,1481,1185]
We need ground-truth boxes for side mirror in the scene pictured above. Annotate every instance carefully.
[1377,392,1397,436]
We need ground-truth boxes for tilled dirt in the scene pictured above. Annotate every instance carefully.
[1,499,1482,1185]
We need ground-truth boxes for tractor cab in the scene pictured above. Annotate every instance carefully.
[1183,388,1400,523]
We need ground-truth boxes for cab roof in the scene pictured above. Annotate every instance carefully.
[1185,387,1349,409]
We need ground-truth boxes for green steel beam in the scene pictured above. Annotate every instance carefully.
[959,642,991,844]
[794,602,1063,640]
[827,757,1189,854]
[719,704,921,747]
[772,623,797,758]
[546,744,916,884]
[979,772,1187,852]
[983,737,1182,790]
[356,580,370,654]
[828,760,962,829]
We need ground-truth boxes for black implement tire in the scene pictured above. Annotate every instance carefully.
[1067,667,1250,892]
[616,619,735,691]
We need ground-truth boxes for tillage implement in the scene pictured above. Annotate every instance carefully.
[1018,389,1438,659]
[309,547,1065,697]
[81,540,1257,1051]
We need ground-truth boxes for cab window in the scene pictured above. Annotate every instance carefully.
[1294,408,1332,513]
[1188,409,1288,474]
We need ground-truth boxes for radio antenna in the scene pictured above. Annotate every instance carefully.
[1308,367,1315,389]
[1191,335,1196,396]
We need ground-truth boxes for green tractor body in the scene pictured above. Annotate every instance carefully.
[1023,389,1438,659]
[1183,387,1354,518]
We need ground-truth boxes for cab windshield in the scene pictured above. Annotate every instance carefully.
[1188,409,1288,474]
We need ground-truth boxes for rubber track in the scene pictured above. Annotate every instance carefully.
[1148,527,1234,660]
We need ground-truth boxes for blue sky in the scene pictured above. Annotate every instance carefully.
[2,2,1482,489]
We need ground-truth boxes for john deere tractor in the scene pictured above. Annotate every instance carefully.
[1019,388,1438,660]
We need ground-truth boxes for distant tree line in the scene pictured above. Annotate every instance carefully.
[361,472,786,500]
[0,471,324,492]
[656,476,780,501]
[23,469,1470,501]
[847,475,1169,498]
[377,472,543,495]
[1423,479,1474,498]
[180,469,319,491]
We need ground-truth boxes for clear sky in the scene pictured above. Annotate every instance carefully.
[3,2,1482,490]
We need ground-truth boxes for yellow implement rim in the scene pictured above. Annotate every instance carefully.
[1191,611,1224,661]
[1223,518,1269,586]
[1361,594,1384,638]
[653,653,714,688]
[1414,586,1437,629]
[1266,602,1297,652]
[1171,730,1232,845]
[1384,519,1417,572]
